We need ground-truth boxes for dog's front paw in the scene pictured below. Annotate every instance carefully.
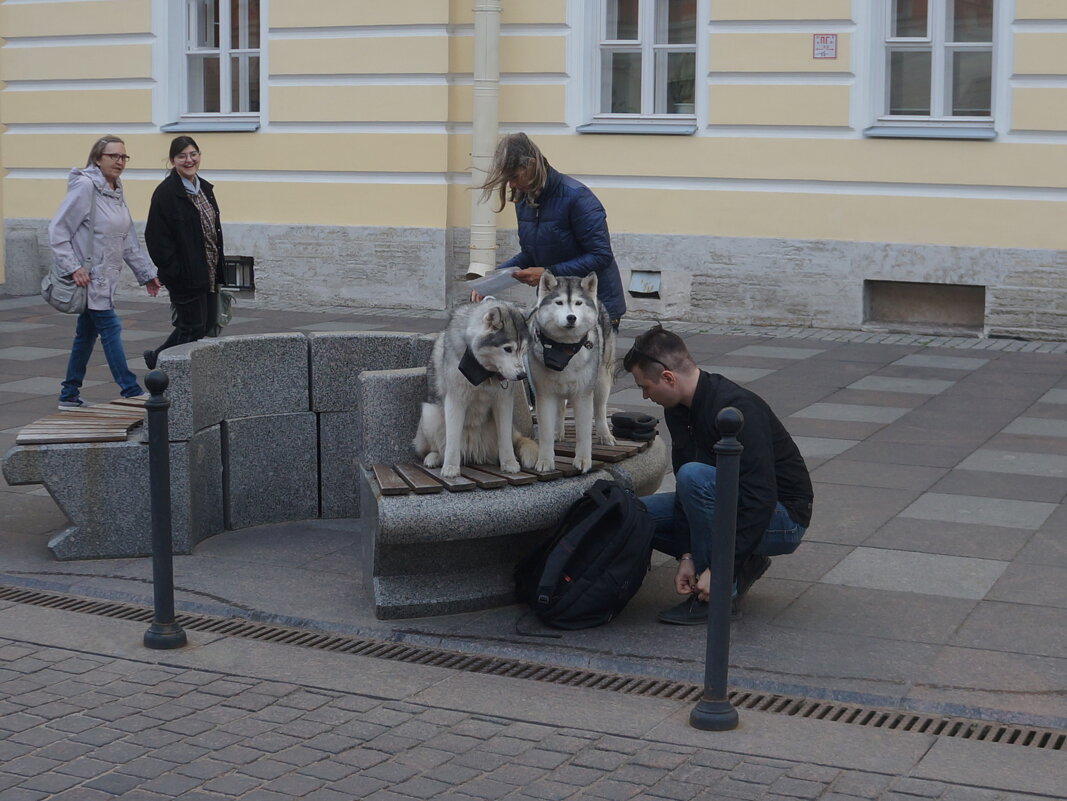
[534,456,556,473]
[598,431,617,447]
[499,458,520,474]
[573,455,593,474]
[441,463,461,479]
[423,452,443,469]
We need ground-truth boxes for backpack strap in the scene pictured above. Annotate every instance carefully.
[534,481,618,606]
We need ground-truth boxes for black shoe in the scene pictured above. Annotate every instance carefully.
[143,349,157,370]
[732,554,771,613]
[657,596,708,625]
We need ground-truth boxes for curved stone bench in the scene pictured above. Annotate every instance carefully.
[2,329,668,619]
[2,330,434,559]
[362,441,666,619]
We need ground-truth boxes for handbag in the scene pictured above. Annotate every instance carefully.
[206,289,235,337]
[41,188,96,314]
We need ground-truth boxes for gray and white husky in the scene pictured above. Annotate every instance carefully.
[529,272,616,474]
[414,299,538,478]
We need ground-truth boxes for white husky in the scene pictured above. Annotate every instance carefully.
[414,300,538,478]
[528,272,616,474]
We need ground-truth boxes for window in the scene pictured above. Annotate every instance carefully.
[185,0,261,117]
[582,0,698,132]
[881,0,993,121]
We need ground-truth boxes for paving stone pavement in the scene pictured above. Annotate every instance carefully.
[0,634,1057,801]
[3,292,1067,799]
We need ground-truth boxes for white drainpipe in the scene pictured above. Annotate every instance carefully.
[466,0,502,279]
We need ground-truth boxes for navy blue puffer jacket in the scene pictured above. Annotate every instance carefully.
[499,165,626,319]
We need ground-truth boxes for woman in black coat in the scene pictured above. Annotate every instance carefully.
[143,135,225,369]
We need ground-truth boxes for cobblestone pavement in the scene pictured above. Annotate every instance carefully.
[0,635,1056,801]
[3,293,1066,799]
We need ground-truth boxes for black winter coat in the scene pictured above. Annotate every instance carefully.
[500,165,626,319]
[665,371,814,573]
[144,171,224,294]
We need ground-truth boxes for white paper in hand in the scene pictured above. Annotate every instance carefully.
[467,268,519,297]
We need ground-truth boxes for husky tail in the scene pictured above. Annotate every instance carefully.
[513,432,538,469]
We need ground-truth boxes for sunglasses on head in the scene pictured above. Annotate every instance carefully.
[624,343,670,373]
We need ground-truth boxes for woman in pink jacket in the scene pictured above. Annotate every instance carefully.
[49,135,160,410]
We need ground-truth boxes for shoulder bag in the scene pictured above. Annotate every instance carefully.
[41,188,96,314]
[206,289,235,338]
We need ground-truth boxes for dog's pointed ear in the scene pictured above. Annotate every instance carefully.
[483,304,505,330]
[537,270,557,298]
[581,272,598,296]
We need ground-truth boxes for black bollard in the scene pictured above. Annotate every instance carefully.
[143,370,187,650]
[689,406,743,731]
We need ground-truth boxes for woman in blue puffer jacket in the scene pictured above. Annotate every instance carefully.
[476,133,626,326]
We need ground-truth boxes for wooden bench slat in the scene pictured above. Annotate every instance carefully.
[17,397,148,445]
[468,465,538,486]
[19,426,131,433]
[524,465,563,481]
[613,437,652,452]
[552,459,582,477]
[393,463,444,494]
[557,439,640,456]
[553,443,625,463]
[22,420,139,429]
[371,464,411,495]
[412,464,477,492]
[80,402,146,412]
[17,432,129,444]
[459,466,508,489]
[54,409,144,420]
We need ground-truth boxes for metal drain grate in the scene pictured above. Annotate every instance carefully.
[2,584,1063,752]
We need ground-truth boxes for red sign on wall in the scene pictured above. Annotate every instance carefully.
[813,34,838,59]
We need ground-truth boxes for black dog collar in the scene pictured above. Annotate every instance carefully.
[537,330,591,372]
[459,346,500,386]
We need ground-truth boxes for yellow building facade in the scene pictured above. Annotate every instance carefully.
[2,0,1065,338]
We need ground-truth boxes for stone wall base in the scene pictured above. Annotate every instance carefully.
[6,219,1065,340]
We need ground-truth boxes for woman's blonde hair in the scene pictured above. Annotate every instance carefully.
[478,132,548,211]
[85,135,125,168]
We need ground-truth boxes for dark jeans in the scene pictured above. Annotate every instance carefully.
[641,462,806,578]
[61,308,141,400]
[149,290,217,363]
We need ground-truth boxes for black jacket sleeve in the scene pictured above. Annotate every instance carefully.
[144,183,182,288]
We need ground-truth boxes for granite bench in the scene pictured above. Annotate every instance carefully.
[2,329,667,619]
[2,330,435,560]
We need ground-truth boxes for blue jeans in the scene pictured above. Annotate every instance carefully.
[641,462,806,576]
[60,308,141,401]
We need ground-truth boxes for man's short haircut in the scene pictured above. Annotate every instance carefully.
[622,324,695,376]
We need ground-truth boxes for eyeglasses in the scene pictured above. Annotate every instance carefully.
[623,343,670,373]
[101,153,131,163]
[174,151,200,162]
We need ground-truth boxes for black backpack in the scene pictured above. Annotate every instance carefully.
[515,479,655,630]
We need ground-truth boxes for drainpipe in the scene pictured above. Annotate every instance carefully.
[466,0,501,279]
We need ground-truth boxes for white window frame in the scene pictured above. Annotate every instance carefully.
[867,0,996,138]
[179,0,262,128]
[578,0,702,135]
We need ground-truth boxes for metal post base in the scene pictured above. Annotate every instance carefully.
[689,698,739,731]
[143,622,188,650]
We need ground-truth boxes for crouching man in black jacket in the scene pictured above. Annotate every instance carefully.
[623,325,814,624]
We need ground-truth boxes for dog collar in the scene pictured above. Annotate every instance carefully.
[459,346,503,386]
[537,330,591,372]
